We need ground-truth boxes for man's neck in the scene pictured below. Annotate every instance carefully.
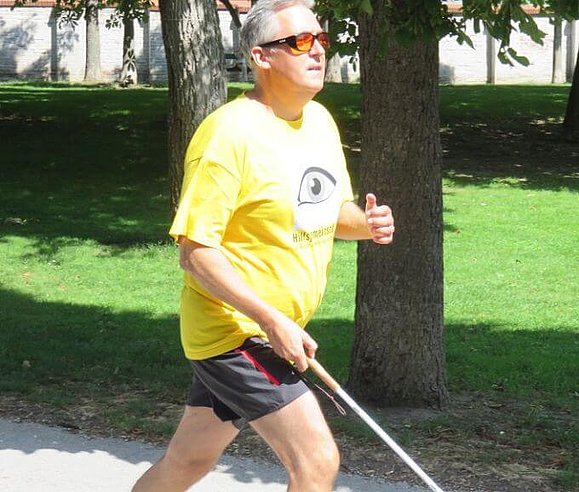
[247,85,314,121]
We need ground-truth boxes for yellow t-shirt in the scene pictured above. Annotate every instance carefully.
[170,95,354,360]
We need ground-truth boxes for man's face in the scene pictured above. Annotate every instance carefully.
[263,5,327,96]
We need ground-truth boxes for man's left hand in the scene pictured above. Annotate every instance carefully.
[365,193,395,244]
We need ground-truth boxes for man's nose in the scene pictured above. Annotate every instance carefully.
[310,36,326,55]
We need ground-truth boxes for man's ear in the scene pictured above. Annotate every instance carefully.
[250,46,272,70]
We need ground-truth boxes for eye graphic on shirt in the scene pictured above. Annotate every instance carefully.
[297,167,337,206]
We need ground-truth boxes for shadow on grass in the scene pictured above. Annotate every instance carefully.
[2,285,577,410]
[445,321,579,405]
[441,119,579,193]
[1,83,576,262]
[0,180,171,254]
[0,85,171,253]
[1,287,576,489]
[0,285,355,401]
[439,86,577,193]
[307,317,355,384]
[309,316,578,412]
[0,287,187,402]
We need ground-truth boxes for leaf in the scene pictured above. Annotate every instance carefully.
[359,0,373,15]
[497,50,514,66]
[507,47,530,66]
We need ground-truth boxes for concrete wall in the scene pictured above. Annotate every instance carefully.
[0,6,577,85]
[439,19,488,84]
[439,17,579,85]
[0,6,169,83]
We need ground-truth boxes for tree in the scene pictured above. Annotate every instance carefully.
[322,15,344,82]
[346,0,458,408]
[13,0,103,82]
[563,36,579,139]
[14,0,154,85]
[159,0,226,211]
[352,9,446,408]
[318,0,577,408]
[49,0,104,81]
[105,0,153,86]
[83,0,101,81]
[120,12,136,85]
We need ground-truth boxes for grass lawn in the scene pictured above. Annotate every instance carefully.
[0,82,577,490]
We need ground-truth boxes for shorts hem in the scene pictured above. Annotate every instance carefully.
[246,385,311,423]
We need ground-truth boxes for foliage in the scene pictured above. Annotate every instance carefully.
[12,0,152,29]
[316,0,579,65]
[104,0,153,28]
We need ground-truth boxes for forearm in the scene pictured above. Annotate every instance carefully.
[178,237,317,369]
[334,201,372,240]
[179,238,280,330]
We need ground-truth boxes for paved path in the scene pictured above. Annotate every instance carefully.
[0,418,433,492]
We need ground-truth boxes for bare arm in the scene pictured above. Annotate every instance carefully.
[335,193,395,244]
[178,237,317,371]
[335,201,372,240]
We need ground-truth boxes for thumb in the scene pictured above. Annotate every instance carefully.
[302,331,318,359]
[365,193,377,214]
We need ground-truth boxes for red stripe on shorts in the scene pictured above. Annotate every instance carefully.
[236,349,281,386]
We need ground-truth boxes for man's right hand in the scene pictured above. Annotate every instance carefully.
[261,312,317,372]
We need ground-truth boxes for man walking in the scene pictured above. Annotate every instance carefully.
[133,1,394,491]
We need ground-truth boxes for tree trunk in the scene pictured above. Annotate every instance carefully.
[325,53,343,83]
[120,15,137,86]
[159,0,227,212]
[84,0,101,82]
[552,17,564,84]
[349,6,448,408]
[563,49,579,141]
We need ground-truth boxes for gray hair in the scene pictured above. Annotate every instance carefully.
[240,0,316,64]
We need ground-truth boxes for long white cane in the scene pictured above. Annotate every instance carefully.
[307,358,445,492]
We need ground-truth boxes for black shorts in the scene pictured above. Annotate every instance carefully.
[187,337,310,427]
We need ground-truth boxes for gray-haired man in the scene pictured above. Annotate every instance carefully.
[132,1,394,490]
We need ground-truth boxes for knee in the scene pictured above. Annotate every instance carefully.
[316,438,340,478]
[289,437,340,486]
[162,447,217,480]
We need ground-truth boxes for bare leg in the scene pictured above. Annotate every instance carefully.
[132,405,239,492]
[250,391,340,492]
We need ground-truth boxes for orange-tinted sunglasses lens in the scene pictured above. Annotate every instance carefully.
[295,32,331,51]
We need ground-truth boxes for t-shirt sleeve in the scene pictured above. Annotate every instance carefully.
[339,155,354,204]
[169,139,242,248]
[326,111,354,204]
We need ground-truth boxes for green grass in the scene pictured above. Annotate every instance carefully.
[444,184,578,400]
[0,81,577,488]
[439,84,570,122]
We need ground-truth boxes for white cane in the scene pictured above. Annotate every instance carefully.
[307,358,445,492]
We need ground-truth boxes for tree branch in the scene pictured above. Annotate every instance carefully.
[220,0,241,28]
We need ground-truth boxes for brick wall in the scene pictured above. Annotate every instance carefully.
[0,5,577,85]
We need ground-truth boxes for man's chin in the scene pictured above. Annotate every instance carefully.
[304,78,325,94]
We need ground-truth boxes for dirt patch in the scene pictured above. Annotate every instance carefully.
[0,390,573,492]
[228,391,573,492]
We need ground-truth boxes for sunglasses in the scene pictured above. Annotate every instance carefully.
[259,31,330,53]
